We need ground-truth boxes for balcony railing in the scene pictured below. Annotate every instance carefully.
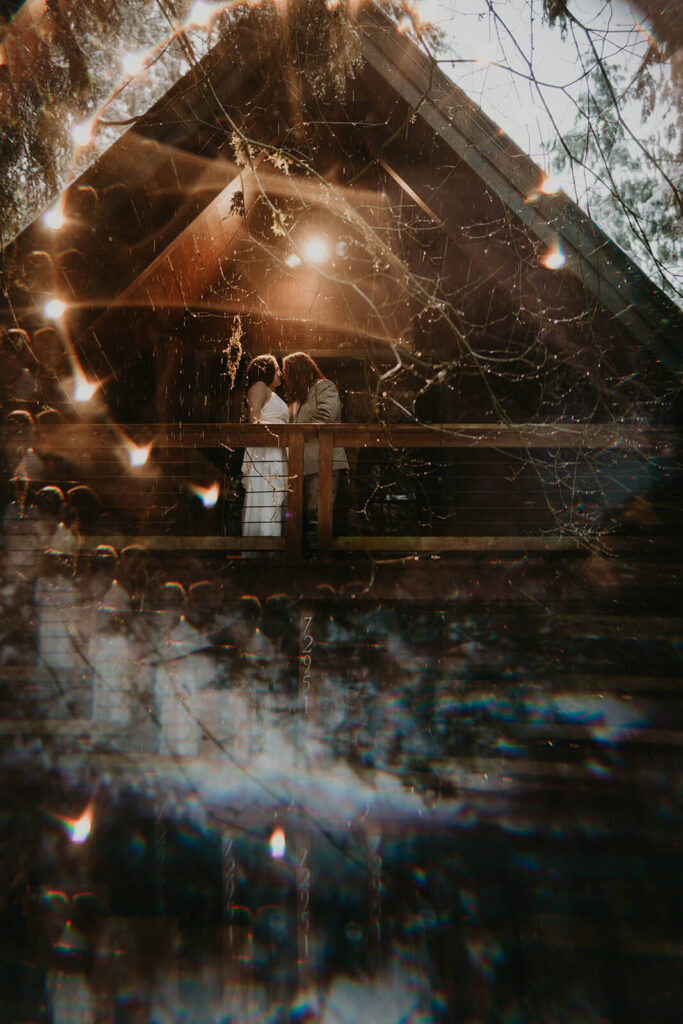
[3,421,674,558]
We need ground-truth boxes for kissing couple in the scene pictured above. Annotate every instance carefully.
[241,351,348,553]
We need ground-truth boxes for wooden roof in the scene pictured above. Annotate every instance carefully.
[1,2,680,380]
[361,6,681,370]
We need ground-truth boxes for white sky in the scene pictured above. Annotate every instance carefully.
[417,0,650,174]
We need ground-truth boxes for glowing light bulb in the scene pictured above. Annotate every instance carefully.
[190,482,219,507]
[44,205,65,230]
[187,0,215,27]
[269,827,286,859]
[44,299,66,320]
[71,120,94,147]
[304,237,329,264]
[540,174,562,195]
[285,253,302,268]
[542,241,566,270]
[125,439,152,467]
[67,805,93,844]
[122,51,146,76]
[74,375,99,402]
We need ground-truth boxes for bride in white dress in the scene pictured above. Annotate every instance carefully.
[241,355,289,539]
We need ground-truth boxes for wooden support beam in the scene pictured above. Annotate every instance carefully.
[20,421,677,452]
[76,156,265,365]
[333,536,587,552]
[318,431,334,558]
[52,533,674,556]
[3,420,677,558]
[287,430,304,557]
[326,423,678,450]
[78,536,284,551]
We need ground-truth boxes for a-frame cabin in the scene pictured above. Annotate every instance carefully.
[1,3,682,1022]
[1,3,680,557]
[3,6,681,553]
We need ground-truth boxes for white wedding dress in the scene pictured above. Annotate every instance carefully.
[241,390,289,537]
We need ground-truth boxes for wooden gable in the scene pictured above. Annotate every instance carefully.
[1,2,680,551]
[2,5,679,400]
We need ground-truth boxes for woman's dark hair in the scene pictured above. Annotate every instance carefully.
[245,355,279,389]
[282,352,324,404]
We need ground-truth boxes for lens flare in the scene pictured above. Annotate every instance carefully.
[542,240,566,270]
[190,482,219,507]
[285,253,302,268]
[43,205,65,230]
[186,1,216,27]
[124,438,152,467]
[540,174,562,195]
[44,299,67,320]
[73,373,99,403]
[65,804,93,844]
[122,51,147,76]
[304,237,329,264]
[269,826,286,859]
[71,120,94,147]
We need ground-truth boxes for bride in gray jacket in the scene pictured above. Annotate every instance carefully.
[282,352,348,553]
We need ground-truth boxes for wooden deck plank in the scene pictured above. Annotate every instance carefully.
[333,535,590,551]
[56,534,679,554]
[78,536,285,550]
[8,422,680,451]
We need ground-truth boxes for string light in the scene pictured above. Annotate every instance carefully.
[124,438,152,467]
[186,1,216,28]
[540,174,562,195]
[269,827,286,859]
[71,119,94,147]
[43,205,65,230]
[395,9,431,35]
[190,482,219,507]
[304,237,329,263]
[122,51,147,76]
[65,804,93,844]
[73,373,99,403]
[44,299,67,320]
[542,240,566,270]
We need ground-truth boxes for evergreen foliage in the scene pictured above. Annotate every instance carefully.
[550,51,682,298]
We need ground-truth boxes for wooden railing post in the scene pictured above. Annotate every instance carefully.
[287,429,304,557]
[318,429,334,559]
[3,421,671,557]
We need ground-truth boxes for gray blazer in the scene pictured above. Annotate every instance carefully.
[294,378,349,476]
